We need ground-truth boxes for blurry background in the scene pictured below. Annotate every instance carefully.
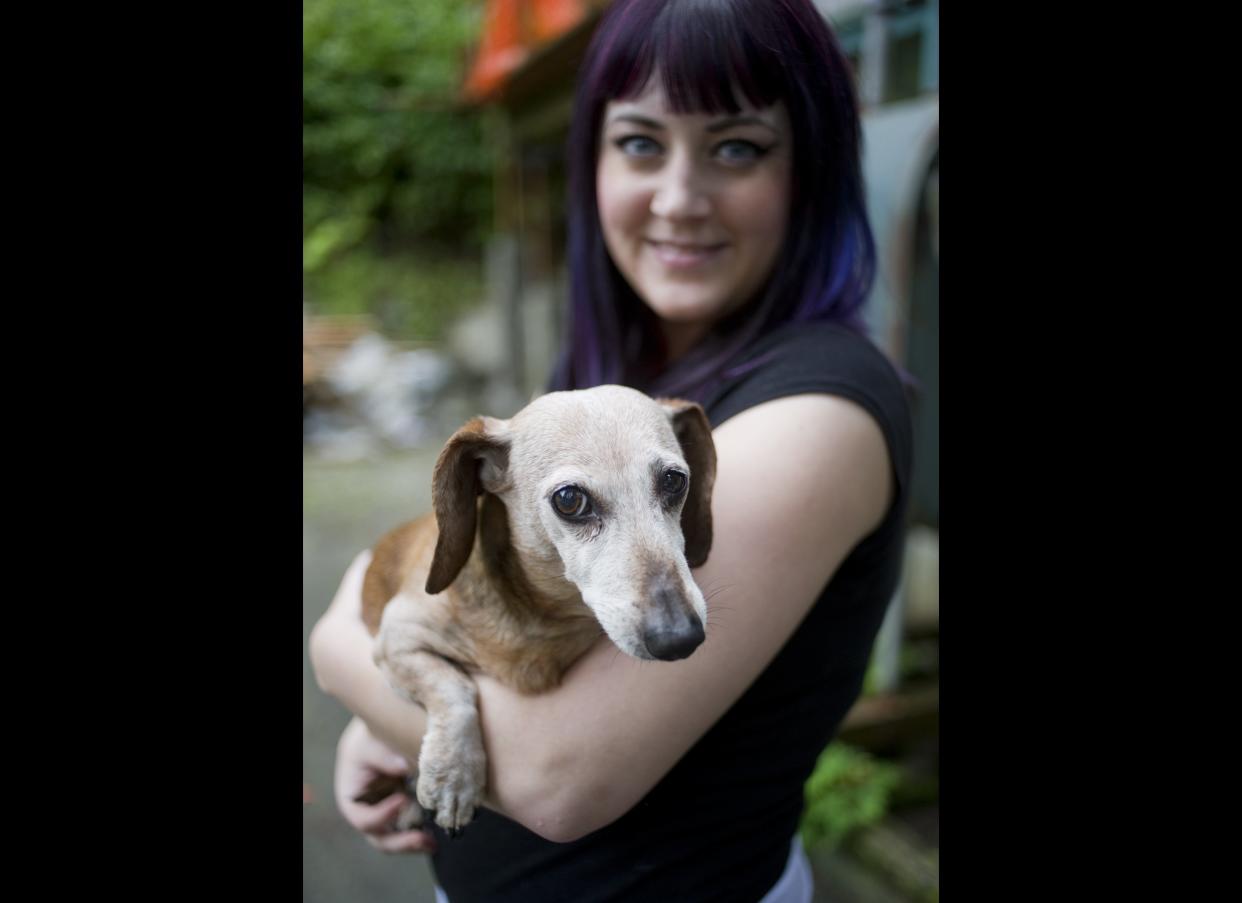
[303,1,939,900]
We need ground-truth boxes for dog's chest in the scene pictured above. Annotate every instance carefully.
[460,605,601,694]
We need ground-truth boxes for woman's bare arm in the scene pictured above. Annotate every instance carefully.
[310,393,891,843]
[309,552,427,759]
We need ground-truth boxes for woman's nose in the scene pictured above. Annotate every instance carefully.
[650,157,712,220]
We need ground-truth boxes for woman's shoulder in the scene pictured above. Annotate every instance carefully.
[704,320,913,512]
[708,321,909,431]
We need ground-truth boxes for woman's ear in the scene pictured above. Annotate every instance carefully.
[658,398,717,568]
[426,416,510,594]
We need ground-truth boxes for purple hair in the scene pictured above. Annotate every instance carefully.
[549,0,876,402]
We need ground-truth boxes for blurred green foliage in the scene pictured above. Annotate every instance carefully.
[309,247,485,339]
[303,0,493,339]
[801,743,904,849]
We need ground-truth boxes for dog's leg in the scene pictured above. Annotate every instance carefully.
[375,628,486,835]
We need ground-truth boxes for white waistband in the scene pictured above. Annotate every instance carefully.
[757,835,813,903]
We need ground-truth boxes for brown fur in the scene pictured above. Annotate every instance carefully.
[658,398,718,567]
[425,417,510,595]
[361,517,435,635]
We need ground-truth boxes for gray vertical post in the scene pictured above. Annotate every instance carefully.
[860,0,889,107]
[871,583,905,694]
[509,147,527,400]
[921,0,939,94]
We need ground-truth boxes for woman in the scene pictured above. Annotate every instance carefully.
[309,0,913,900]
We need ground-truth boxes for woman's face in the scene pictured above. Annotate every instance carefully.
[596,80,793,357]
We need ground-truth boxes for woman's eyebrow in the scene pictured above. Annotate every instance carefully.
[605,112,779,133]
[706,115,779,134]
[606,113,665,130]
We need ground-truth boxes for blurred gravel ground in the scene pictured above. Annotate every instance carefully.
[303,444,449,903]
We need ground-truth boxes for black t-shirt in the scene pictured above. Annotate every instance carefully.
[429,322,913,902]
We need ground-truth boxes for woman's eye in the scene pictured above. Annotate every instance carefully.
[552,486,592,518]
[662,470,688,497]
[714,139,767,164]
[615,135,663,158]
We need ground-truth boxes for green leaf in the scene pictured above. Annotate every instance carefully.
[800,742,904,849]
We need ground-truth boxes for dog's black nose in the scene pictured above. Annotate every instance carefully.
[643,612,705,661]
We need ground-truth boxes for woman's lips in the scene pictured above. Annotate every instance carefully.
[646,240,727,269]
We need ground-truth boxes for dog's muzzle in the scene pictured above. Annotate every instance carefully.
[641,570,706,661]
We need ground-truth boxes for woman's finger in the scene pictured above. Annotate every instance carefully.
[345,791,410,833]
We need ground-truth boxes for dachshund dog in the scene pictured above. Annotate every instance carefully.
[357,385,717,834]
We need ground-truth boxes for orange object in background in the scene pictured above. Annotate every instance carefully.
[531,0,586,41]
[464,0,527,101]
[464,0,589,101]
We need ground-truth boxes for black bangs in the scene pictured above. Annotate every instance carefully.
[608,0,785,113]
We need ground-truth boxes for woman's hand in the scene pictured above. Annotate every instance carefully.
[334,717,437,854]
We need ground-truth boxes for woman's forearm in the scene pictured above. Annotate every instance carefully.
[309,551,429,762]
[309,612,427,763]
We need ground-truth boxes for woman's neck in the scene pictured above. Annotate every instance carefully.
[660,320,711,364]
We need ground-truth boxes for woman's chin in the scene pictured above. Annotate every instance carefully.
[643,290,731,325]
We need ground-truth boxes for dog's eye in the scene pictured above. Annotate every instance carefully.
[662,470,687,497]
[552,486,592,518]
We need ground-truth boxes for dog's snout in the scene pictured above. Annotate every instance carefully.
[641,570,705,661]
[643,612,705,661]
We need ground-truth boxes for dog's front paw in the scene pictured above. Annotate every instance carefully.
[416,726,487,834]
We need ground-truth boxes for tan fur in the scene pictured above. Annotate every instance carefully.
[360,385,717,833]
[361,517,435,635]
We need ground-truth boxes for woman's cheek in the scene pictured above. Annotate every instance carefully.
[598,173,651,282]
[599,169,645,237]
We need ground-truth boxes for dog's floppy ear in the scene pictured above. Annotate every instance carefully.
[658,398,717,568]
[426,416,510,594]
